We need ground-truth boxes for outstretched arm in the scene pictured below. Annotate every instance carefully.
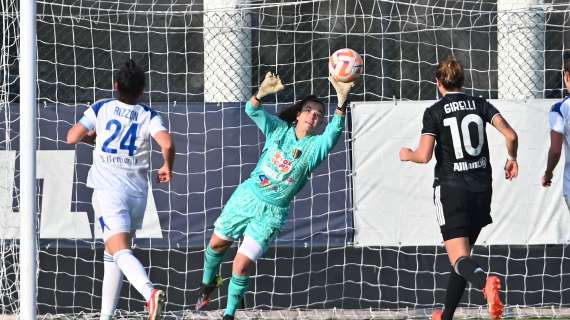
[246,71,286,135]
[306,76,357,171]
[153,130,175,183]
[399,134,435,164]
[491,114,518,180]
[328,76,355,116]
[250,71,285,109]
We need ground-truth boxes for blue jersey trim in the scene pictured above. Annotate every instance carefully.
[140,103,158,119]
[98,216,110,232]
[79,116,94,131]
[92,99,114,117]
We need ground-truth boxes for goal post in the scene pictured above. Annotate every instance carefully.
[18,0,38,318]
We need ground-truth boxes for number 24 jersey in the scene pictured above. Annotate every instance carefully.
[80,99,167,196]
[421,93,500,191]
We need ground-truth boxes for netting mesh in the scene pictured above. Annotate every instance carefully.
[2,0,570,318]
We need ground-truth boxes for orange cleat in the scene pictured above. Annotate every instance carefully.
[483,276,504,320]
[431,309,443,320]
[146,288,166,320]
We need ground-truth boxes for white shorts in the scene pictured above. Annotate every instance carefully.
[92,189,147,242]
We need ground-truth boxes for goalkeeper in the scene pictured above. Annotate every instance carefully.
[195,72,354,320]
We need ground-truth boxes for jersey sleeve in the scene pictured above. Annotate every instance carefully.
[421,107,439,136]
[149,112,168,136]
[307,114,345,172]
[80,107,97,131]
[549,103,565,134]
[481,100,500,124]
[245,101,286,136]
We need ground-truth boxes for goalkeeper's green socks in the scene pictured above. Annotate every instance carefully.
[202,245,226,285]
[224,274,249,317]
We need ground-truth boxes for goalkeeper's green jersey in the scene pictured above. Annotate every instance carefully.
[242,101,345,207]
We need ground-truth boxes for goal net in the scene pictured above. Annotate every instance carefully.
[1,0,570,318]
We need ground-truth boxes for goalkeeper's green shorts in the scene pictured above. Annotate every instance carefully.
[213,183,288,252]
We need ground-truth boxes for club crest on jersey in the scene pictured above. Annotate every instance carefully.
[258,174,270,187]
[292,148,302,159]
[271,151,292,173]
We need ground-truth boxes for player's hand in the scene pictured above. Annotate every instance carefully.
[256,71,284,99]
[329,76,355,108]
[157,165,172,183]
[504,159,518,181]
[542,171,553,187]
[399,148,413,161]
[81,131,97,145]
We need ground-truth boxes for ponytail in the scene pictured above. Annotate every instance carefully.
[435,56,464,90]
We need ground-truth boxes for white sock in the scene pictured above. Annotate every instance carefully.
[113,249,154,301]
[100,251,123,319]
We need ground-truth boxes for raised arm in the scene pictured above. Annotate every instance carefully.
[250,71,285,109]
[305,77,356,171]
[246,71,286,135]
[308,114,345,171]
[491,114,518,180]
[328,76,355,116]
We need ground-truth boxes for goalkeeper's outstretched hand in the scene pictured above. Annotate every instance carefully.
[329,76,355,109]
[256,71,285,99]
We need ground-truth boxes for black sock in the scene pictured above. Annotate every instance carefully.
[454,256,486,289]
[442,268,467,320]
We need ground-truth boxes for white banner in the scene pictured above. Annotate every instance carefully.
[352,99,570,246]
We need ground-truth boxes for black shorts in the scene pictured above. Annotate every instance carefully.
[433,183,492,241]
[440,225,483,243]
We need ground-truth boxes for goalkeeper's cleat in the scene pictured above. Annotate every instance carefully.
[195,274,224,311]
[483,275,504,320]
[431,309,443,320]
[147,288,166,320]
[222,315,234,320]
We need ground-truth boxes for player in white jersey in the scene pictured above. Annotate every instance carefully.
[66,59,174,320]
[542,54,570,209]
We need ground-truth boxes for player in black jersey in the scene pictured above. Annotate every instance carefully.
[399,56,519,320]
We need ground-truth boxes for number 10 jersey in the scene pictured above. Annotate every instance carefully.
[80,99,167,196]
[421,92,500,191]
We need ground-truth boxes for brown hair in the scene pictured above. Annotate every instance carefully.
[278,95,324,125]
[435,56,464,90]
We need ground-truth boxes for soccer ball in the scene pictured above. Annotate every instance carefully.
[328,48,363,83]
